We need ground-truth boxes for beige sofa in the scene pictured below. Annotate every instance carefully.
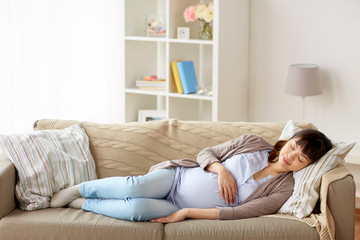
[0,119,355,240]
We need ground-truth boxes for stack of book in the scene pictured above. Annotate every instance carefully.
[136,76,166,91]
[170,60,199,94]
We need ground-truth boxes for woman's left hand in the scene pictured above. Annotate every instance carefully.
[149,209,186,223]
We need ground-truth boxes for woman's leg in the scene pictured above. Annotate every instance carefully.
[50,168,176,208]
[82,198,180,221]
[80,168,175,199]
[67,198,86,209]
[50,184,81,207]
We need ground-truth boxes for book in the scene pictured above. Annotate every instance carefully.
[137,86,166,91]
[176,61,198,94]
[136,80,166,87]
[137,76,165,81]
[135,77,166,91]
[170,61,183,94]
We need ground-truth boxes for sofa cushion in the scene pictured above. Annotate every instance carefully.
[0,208,163,240]
[163,217,319,240]
[0,124,97,210]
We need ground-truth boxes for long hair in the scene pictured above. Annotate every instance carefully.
[268,129,333,164]
[268,140,287,163]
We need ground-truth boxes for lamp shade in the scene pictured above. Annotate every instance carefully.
[285,64,322,96]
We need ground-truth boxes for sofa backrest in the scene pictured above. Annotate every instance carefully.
[35,119,315,178]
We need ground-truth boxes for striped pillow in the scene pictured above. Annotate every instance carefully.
[277,120,355,218]
[0,124,97,210]
[279,120,302,140]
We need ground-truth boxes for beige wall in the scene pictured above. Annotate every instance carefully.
[248,0,360,143]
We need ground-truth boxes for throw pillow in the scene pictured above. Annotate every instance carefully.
[0,124,97,210]
[278,120,302,141]
[277,120,355,218]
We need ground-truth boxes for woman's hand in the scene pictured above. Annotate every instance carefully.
[150,208,218,223]
[206,162,237,205]
[150,209,186,223]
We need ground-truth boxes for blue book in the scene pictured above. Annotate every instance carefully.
[176,61,198,94]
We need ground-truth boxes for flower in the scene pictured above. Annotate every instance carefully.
[184,5,197,22]
[194,4,207,20]
[183,2,213,40]
[183,3,213,23]
[202,3,213,23]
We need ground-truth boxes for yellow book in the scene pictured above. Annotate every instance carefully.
[171,61,183,94]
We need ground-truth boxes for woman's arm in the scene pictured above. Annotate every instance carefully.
[206,162,237,205]
[150,208,218,223]
[195,137,248,205]
[218,173,294,220]
[196,135,273,170]
[194,135,273,207]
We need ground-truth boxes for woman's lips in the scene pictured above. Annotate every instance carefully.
[283,157,290,165]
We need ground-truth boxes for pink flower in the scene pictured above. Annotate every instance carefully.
[183,5,197,22]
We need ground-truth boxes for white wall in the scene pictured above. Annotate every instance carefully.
[0,0,122,134]
[249,0,360,143]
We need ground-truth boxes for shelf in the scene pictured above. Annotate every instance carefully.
[169,38,214,45]
[125,88,212,101]
[168,92,212,101]
[125,36,214,45]
[125,88,167,96]
[121,0,249,122]
[125,36,167,42]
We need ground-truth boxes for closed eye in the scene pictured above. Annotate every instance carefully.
[294,141,311,162]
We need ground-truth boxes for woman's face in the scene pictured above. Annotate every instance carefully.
[278,138,313,172]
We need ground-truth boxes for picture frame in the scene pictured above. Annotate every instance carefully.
[146,15,166,37]
[138,110,167,122]
[177,27,190,39]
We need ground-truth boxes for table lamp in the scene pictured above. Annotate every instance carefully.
[285,64,322,122]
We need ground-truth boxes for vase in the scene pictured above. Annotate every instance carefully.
[199,20,212,40]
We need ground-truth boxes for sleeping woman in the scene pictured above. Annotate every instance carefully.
[50,129,332,223]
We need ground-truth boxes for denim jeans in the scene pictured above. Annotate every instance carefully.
[80,168,179,221]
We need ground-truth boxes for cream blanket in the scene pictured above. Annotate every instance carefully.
[265,162,352,240]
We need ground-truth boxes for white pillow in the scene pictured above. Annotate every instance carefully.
[0,124,97,210]
[277,120,355,218]
[278,120,302,141]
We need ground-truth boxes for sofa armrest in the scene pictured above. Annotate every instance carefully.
[0,153,16,219]
[327,174,355,240]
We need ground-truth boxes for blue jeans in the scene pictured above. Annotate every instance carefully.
[80,169,179,221]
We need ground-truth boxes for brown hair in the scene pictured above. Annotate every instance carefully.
[268,129,333,164]
[268,140,287,163]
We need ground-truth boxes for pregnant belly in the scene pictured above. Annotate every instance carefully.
[172,168,238,209]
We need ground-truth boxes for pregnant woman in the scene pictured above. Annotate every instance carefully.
[50,129,332,223]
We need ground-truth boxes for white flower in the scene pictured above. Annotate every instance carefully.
[202,3,213,23]
[194,4,207,20]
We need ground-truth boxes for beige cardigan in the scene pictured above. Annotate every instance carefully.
[150,134,295,220]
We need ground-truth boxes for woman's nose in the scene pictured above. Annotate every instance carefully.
[288,152,297,163]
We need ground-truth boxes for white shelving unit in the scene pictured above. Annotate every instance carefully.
[120,0,249,122]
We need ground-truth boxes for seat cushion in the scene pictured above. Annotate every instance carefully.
[163,217,319,240]
[0,208,163,240]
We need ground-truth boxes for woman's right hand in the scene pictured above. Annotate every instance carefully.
[206,162,238,205]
